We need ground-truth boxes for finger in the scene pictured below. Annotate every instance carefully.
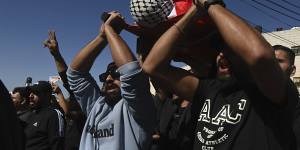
[108,11,121,17]
[51,81,56,87]
[50,30,56,40]
[108,11,118,14]
[43,40,49,47]
[115,12,125,20]
[100,25,105,31]
[53,31,57,41]
[48,30,52,39]
[43,43,48,48]
[50,30,54,40]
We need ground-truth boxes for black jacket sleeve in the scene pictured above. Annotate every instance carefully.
[48,110,64,150]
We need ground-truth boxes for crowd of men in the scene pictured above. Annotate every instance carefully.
[1,0,300,150]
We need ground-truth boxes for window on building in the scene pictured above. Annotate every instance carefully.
[292,46,300,56]
[292,77,300,93]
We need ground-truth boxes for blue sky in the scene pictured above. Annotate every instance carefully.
[0,0,299,91]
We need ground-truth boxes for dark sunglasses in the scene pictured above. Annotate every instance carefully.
[99,69,120,82]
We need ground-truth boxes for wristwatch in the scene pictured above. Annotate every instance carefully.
[204,0,226,11]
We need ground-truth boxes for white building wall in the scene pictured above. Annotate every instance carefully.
[262,27,300,48]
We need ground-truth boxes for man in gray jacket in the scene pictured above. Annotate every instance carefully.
[67,12,156,150]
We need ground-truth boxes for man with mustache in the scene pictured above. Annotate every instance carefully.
[142,0,298,149]
[67,12,156,150]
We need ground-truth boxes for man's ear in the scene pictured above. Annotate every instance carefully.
[289,65,296,77]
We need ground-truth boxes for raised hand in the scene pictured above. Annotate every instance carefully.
[103,11,126,34]
[51,81,61,94]
[193,0,225,11]
[99,24,106,38]
[43,30,59,55]
[43,30,68,79]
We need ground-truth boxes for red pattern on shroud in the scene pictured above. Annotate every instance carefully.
[126,0,214,38]
[126,0,218,64]
[173,0,193,16]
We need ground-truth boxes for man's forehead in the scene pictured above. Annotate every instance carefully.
[275,50,289,58]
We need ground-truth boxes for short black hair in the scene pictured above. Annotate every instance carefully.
[29,81,52,97]
[12,87,30,98]
[273,45,295,65]
[136,37,156,61]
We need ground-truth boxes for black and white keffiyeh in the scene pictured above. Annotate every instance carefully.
[130,0,174,27]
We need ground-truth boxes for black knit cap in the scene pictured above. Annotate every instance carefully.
[106,62,118,72]
[29,81,52,94]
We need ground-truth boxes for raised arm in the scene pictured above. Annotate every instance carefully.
[103,12,136,67]
[44,31,84,117]
[69,26,108,72]
[51,80,70,115]
[142,6,200,101]
[104,12,156,125]
[44,31,69,84]
[67,19,110,115]
[195,0,286,104]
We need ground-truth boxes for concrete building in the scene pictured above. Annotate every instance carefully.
[262,27,300,91]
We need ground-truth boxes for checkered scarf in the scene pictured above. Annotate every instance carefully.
[130,0,174,27]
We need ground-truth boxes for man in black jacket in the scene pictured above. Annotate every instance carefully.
[25,81,64,150]
[0,80,25,150]
[273,45,300,150]
[11,86,31,125]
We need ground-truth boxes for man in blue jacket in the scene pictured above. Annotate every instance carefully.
[67,12,156,150]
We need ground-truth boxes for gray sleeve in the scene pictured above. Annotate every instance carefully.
[67,67,102,116]
[48,110,64,150]
[118,61,156,126]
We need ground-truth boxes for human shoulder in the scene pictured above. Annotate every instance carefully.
[285,78,299,106]
[194,78,224,95]
[118,61,141,78]
[41,108,63,119]
[286,78,299,94]
[66,66,93,80]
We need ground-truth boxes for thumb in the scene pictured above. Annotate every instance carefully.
[43,39,49,48]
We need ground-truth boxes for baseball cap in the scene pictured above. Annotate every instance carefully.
[29,81,52,94]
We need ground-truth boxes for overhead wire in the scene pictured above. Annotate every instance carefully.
[281,0,300,9]
[240,0,295,27]
[238,0,300,45]
[239,0,300,33]
[252,0,300,22]
[264,0,300,17]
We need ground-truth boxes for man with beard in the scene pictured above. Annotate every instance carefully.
[273,45,296,77]
[272,45,300,150]
[25,81,64,150]
[11,86,31,124]
[0,80,25,150]
[98,62,122,105]
[67,12,156,150]
[142,1,298,149]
